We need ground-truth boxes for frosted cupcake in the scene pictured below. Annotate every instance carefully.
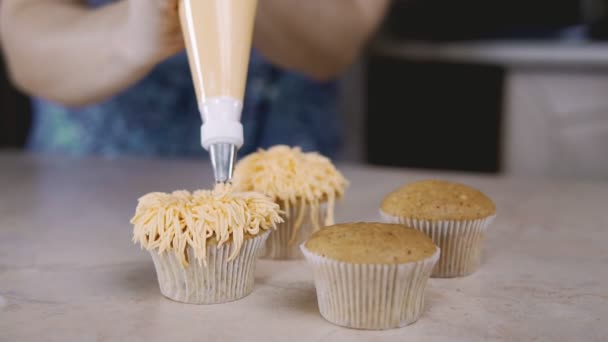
[380,180,496,277]
[131,184,283,304]
[233,145,348,259]
[301,222,439,330]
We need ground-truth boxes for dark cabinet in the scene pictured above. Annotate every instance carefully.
[0,55,30,149]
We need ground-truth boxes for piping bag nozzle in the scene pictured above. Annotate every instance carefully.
[200,97,244,184]
[209,143,237,184]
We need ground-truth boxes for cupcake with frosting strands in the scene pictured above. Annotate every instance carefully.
[233,145,348,259]
[131,184,283,304]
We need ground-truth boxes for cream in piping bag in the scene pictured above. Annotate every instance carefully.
[179,0,258,182]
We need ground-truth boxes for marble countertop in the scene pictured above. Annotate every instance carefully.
[372,39,608,69]
[1,153,607,341]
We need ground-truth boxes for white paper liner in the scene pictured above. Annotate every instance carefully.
[261,203,327,260]
[149,231,270,304]
[380,210,495,278]
[301,244,440,330]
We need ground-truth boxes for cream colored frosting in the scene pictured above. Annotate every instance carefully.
[131,184,283,267]
[233,145,348,242]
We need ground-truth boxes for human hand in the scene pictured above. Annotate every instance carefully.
[122,0,184,67]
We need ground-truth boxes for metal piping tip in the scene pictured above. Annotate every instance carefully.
[209,143,237,184]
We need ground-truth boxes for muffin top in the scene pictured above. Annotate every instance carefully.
[304,222,437,264]
[131,183,283,267]
[381,179,496,221]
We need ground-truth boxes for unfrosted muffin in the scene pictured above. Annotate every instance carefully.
[380,179,496,277]
[233,145,348,259]
[131,185,283,304]
[301,222,440,330]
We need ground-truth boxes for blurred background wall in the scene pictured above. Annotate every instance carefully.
[342,0,608,180]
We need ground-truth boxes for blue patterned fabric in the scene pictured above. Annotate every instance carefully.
[28,1,341,158]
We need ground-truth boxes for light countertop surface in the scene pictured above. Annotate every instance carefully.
[1,153,606,341]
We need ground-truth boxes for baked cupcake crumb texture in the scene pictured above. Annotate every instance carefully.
[131,183,283,266]
[305,222,437,264]
[381,179,496,221]
[233,145,348,242]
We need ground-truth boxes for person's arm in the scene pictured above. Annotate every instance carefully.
[254,0,390,81]
[0,0,183,107]
[1,0,388,107]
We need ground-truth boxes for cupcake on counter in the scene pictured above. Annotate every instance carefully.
[131,184,283,304]
[380,179,496,277]
[233,145,348,259]
[301,222,440,330]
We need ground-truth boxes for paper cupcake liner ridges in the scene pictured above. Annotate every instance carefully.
[261,203,327,260]
[380,210,495,277]
[301,244,439,330]
[150,231,270,304]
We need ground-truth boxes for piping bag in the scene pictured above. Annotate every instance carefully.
[179,0,258,183]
